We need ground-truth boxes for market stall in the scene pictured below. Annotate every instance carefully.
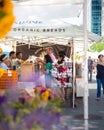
[3,19,101,107]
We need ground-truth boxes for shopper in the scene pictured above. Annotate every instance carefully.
[92,54,104,101]
[0,54,10,70]
[45,47,57,63]
[8,51,16,70]
[14,52,24,80]
[88,56,93,81]
[44,54,53,88]
[57,53,67,101]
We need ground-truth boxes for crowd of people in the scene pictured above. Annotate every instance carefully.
[37,47,72,101]
[1,48,104,101]
[1,47,104,101]
[0,51,23,70]
[0,47,72,101]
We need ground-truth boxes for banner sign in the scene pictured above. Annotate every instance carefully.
[8,26,69,37]
[8,20,76,37]
[12,27,66,33]
[7,21,101,42]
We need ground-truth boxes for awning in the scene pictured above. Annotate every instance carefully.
[8,20,101,43]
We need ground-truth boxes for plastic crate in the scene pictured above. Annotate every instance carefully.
[0,70,18,89]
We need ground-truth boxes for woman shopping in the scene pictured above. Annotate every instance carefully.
[44,54,53,88]
[56,53,67,101]
[92,54,104,101]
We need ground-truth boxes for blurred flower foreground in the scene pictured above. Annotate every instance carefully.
[0,85,64,130]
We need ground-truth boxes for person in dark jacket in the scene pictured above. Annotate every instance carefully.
[92,54,104,100]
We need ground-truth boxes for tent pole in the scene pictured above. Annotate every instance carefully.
[72,38,75,108]
[83,0,89,120]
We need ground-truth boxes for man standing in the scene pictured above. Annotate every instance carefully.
[8,51,16,70]
[88,56,93,81]
[37,46,57,64]
[92,54,104,100]
[14,52,23,80]
[45,47,57,63]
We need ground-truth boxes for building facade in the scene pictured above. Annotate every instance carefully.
[102,0,104,36]
[91,0,102,36]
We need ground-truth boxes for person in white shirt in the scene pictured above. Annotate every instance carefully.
[46,47,57,63]
[0,54,10,70]
[37,47,57,65]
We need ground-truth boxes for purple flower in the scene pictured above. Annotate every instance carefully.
[19,97,25,104]
[0,96,7,105]
[0,122,10,130]
[12,109,18,121]
[23,107,61,130]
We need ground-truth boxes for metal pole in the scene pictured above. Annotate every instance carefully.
[72,38,75,108]
[83,0,89,120]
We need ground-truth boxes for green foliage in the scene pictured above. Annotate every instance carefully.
[11,100,23,109]
[89,38,104,52]
[30,124,42,130]
[47,98,61,108]
[75,55,83,60]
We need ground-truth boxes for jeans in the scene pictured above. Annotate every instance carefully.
[88,70,92,81]
[45,73,52,88]
[97,78,104,98]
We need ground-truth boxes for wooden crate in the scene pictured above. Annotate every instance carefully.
[20,63,34,81]
[0,70,18,89]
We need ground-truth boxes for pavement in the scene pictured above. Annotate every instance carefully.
[61,76,104,130]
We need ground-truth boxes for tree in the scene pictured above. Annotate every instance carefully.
[88,38,104,52]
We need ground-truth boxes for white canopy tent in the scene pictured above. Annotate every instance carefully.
[8,20,101,41]
[8,0,101,49]
[13,0,83,21]
[7,20,101,55]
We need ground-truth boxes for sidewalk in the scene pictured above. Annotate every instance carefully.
[61,82,104,130]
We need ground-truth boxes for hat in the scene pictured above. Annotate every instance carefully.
[0,54,8,62]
